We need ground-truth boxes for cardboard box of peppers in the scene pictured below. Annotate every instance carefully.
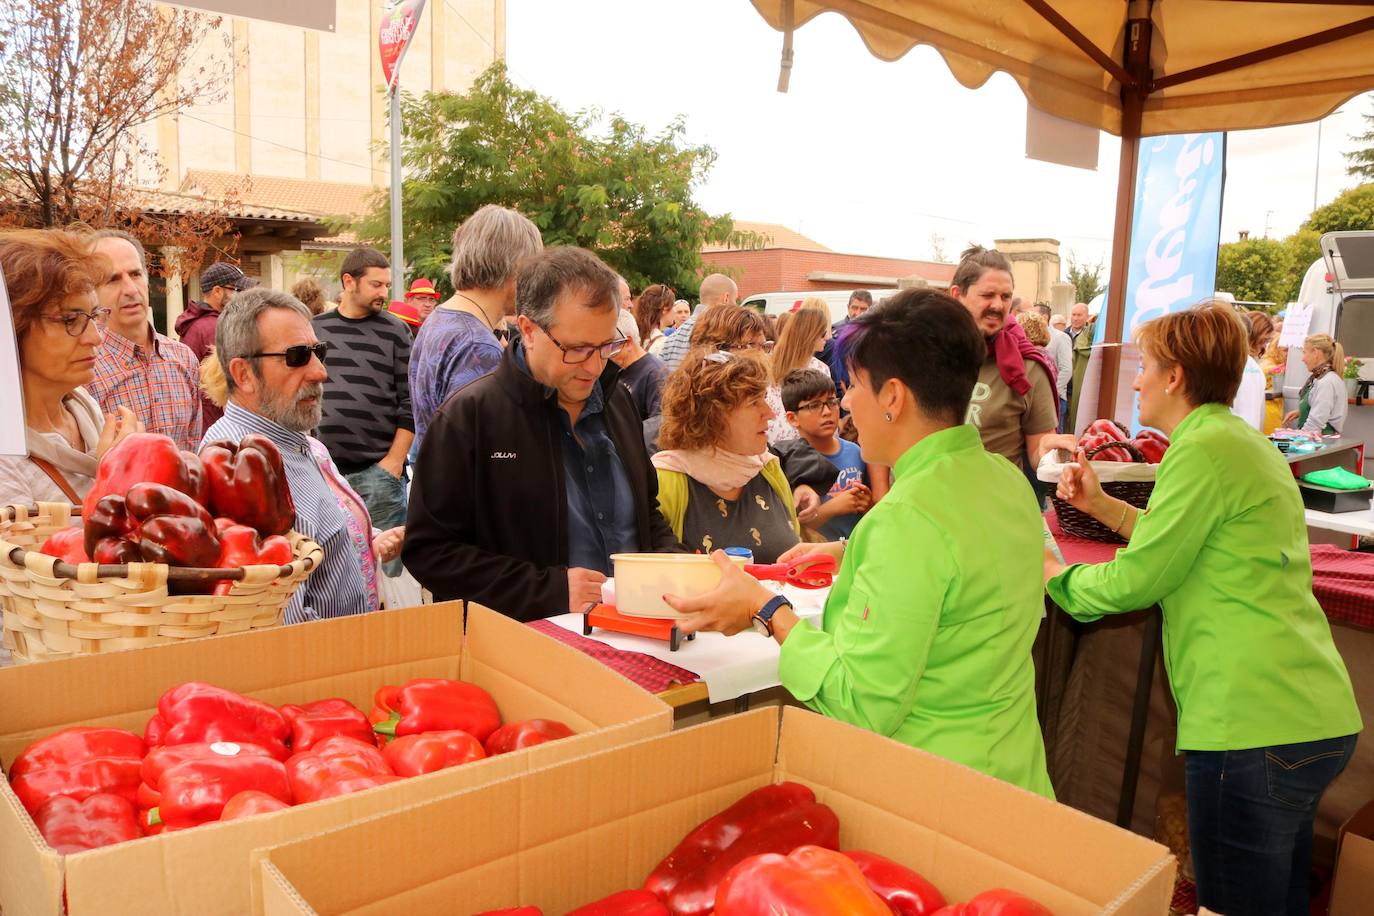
[6,679,573,851]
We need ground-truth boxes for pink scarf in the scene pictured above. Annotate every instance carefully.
[652,447,775,493]
[995,318,1059,396]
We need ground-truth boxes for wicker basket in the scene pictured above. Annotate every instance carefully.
[1050,441,1156,544]
[0,502,323,663]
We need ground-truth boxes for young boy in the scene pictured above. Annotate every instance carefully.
[781,369,873,539]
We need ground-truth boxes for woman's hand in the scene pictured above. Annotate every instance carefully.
[94,407,144,459]
[1283,409,1299,427]
[1056,449,1104,515]
[373,526,405,563]
[777,539,845,567]
[1043,545,1066,584]
[665,550,776,636]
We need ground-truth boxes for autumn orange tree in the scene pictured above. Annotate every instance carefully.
[0,0,238,271]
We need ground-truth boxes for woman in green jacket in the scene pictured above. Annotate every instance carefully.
[665,290,1053,799]
[1047,303,1360,916]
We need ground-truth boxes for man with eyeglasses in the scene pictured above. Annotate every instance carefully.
[203,288,403,624]
[86,230,203,451]
[405,246,681,620]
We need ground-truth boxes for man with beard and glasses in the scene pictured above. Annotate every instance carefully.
[312,247,414,576]
[203,288,403,623]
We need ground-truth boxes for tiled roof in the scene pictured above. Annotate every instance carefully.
[178,170,378,220]
[134,187,323,222]
[704,220,831,252]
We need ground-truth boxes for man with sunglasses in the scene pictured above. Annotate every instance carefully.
[405,246,681,620]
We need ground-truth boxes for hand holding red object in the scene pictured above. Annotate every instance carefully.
[8,726,144,815]
[383,730,486,777]
[199,435,296,537]
[82,432,208,521]
[33,793,141,854]
[38,527,89,564]
[286,735,398,803]
[714,845,890,915]
[930,889,1053,916]
[219,789,291,821]
[844,850,947,915]
[143,741,291,830]
[369,678,502,745]
[144,682,292,760]
[280,698,376,752]
[483,719,574,756]
[567,889,670,915]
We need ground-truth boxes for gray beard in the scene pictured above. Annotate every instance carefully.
[258,383,324,432]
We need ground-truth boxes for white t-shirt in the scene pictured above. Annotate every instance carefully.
[1231,355,1265,431]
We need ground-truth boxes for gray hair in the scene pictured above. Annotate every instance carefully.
[216,287,313,393]
[449,205,543,291]
[516,247,620,329]
[89,228,147,269]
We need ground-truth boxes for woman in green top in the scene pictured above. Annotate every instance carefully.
[1047,303,1360,916]
[665,290,1053,799]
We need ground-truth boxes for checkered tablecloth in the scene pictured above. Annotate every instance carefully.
[1046,511,1374,631]
[527,619,700,694]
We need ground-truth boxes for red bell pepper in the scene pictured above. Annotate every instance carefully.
[1084,418,1129,441]
[286,735,398,803]
[280,698,376,752]
[382,729,486,777]
[1076,431,1135,463]
[219,789,291,821]
[211,522,294,595]
[82,432,207,521]
[142,741,292,830]
[199,435,296,537]
[1132,428,1170,464]
[144,682,292,760]
[844,850,947,915]
[84,494,140,563]
[85,483,222,572]
[33,793,141,854]
[8,726,145,815]
[713,845,890,915]
[484,719,574,756]
[567,889,670,915]
[38,527,89,564]
[929,889,1052,916]
[137,741,277,818]
[369,678,502,745]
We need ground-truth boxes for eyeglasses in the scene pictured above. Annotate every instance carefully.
[44,307,111,337]
[539,324,626,364]
[797,397,841,413]
[250,342,329,368]
[722,340,767,353]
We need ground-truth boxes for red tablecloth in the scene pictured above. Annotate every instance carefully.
[527,619,701,693]
[1046,510,1374,631]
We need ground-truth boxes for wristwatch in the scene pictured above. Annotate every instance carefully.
[753,595,793,638]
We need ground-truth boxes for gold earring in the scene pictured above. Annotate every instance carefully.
[884,412,893,422]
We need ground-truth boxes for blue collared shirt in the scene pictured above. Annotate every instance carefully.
[202,402,379,624]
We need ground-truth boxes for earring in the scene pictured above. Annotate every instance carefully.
[884,412,893,422]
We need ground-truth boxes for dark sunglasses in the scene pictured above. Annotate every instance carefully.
[250,342,329,368]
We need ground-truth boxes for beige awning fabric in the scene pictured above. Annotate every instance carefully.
[750,0,1374,136]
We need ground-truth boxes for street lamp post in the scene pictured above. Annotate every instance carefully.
[1314,109,1346,213]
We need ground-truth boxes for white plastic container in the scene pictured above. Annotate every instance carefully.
[609,553,747,619]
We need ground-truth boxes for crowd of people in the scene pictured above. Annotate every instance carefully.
[0,221,1361,916]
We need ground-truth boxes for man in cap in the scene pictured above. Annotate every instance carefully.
[176,261,257,428]
[405,278,440,324]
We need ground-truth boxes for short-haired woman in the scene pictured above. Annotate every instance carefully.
[653,349,800,562]
[664,289,1054,799]
[1283,333,1348,435]
[1048,303,1359,916]
[688,303,768,353]
[766,303,831,445]
[634,283,676,353]
[0,229,141,508]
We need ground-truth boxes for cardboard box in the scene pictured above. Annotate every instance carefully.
[257,706,1177,916]
[0,602,671,916]
[1330,799,1374,916]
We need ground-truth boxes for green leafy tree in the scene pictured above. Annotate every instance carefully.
[1303,182,1374,234]
[1345,100,1374,180]
[1065,252,1104,303]
[353,63,744,298]
[1278,228,1322,304]
[1215,237,1291,304]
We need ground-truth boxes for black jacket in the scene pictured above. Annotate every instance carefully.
[403,343,681,620]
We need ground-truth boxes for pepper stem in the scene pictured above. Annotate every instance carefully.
[147,807,162,827]
[372,711,400,738]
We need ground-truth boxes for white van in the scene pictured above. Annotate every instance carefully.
[740,289,896,325]
[1281,231,1374,411]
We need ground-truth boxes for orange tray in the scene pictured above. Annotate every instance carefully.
[582,604,696,652]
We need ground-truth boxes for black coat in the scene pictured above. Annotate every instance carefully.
[403,343,681,620]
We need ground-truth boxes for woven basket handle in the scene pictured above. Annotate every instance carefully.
[1083,439,1146,464]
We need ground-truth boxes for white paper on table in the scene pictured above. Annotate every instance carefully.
[1279,300,1314,348]
[0,264,25,457]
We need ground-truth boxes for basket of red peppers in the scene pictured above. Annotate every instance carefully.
[1041,419,1170,544]
[0,432,323,662]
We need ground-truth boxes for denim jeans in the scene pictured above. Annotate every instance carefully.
[1185,734,1358,916]
[345,463,407,578]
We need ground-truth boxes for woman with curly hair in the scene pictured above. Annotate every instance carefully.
[653,349,800,562]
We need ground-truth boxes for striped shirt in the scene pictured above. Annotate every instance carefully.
[656,312,700,371]
[202,402,380,624]
[312,310,414,472]
[87,327,202,451]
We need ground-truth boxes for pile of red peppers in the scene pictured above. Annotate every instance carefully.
[3,677,573,854]
[38,432,297,594]
[474,782,1052,916]
[1075,419,1170,465]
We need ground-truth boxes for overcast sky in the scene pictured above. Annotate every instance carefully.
[503,0,1372,270]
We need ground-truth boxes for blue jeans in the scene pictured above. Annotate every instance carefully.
[1185,734,1357,916]
[345,463,407,577]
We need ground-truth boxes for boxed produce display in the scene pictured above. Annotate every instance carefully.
[256,706,1176,916]
[0,601,671,916]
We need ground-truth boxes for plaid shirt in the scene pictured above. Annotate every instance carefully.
[87,327,202,451]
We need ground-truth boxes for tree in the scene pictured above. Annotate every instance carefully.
[353,63,743,298]
[1215,237,1291,304]
[1065,252,1104,303]
[1303,182,1374,234]
[0,0,237,269]
[1345,99,1374,180]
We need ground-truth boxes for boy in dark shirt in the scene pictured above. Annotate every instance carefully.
[782,369,873,539]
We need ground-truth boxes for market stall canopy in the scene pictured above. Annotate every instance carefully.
[750,0,1374,136]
